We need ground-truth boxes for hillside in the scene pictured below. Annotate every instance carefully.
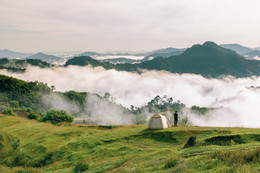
[26,52,63,63]
[0,58,52,73]
[243,50,260,59]
[0,75,188,126]
[141,47,185,61]
[65,42,260,78]
[64,56,115,69]
[0,115,259,172]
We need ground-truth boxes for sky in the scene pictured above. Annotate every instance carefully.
[1,0,260,52]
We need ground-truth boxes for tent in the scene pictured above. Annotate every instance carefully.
[148,114,171,129]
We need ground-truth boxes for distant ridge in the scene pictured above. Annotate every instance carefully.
[220,44,252,54]
[27,52,63,63]
[0,49,31,59]
[243,50,260,60]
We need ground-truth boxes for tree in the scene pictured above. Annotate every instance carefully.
[41,109,74,124]
[27,112,40,120]
[2,109,16,116]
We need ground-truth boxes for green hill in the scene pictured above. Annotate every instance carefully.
[64,42,260,78]
[64,56,115,69]
[26,52,63,63]
[0,58,51,73]
[0,115,259,172]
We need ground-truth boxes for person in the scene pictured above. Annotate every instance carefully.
[174,111,178,126]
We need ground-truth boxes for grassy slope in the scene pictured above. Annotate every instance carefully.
[0,115,259,173]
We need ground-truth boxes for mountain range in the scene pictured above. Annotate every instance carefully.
[2,41,260,78]
[64,42,260,78]
[0,50,63,63]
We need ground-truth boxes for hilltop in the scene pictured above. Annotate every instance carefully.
[0,115,259,172]
[27,52,63,63]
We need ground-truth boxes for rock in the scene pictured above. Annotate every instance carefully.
[184,136,196,148]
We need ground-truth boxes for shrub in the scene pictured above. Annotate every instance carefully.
[165,158,179,169]
[41,109,74,124]
[27,113,40,120]
[184,136,196,148]
[74,162,89,173]
[2,109,16,116]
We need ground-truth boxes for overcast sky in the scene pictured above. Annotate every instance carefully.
[1,0,260,52]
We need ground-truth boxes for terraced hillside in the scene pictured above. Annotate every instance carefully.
[0,115,259,172]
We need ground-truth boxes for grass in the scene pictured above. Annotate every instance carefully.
[0,114,259,172]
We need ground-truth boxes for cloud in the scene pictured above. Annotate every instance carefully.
[2,0,260,51]
[84,94,134,125]
[1,65,260,127]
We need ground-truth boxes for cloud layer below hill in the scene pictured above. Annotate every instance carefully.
[1,66,260,127]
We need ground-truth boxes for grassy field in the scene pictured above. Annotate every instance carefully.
[0,114,259,173]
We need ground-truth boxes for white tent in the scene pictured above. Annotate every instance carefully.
[148,114,171,129]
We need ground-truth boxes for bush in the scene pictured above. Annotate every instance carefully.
[74,162,89,173]
[2,109,16,116]
[27,113,40,120]
[41,109,74,124]
[165,158,179,169]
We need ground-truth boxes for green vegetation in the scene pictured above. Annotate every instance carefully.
[41,109,74,124]
[0,58,52,72]
[191,105,211,115]
[0,75,188,125]
[0,74,52,113]
[74,162,89,173]
[2,109,16,116]
[27,112,40,120]
[0,115,259,172]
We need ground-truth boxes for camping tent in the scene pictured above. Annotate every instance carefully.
[148,114,171,129]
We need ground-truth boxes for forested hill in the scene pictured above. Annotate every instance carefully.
[0,58,52,72]
[64,42,260,78]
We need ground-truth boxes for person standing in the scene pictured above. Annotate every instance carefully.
[174,111,178,126]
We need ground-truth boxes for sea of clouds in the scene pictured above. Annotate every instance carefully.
[1,65,260,127]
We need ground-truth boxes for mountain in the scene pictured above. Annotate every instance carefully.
[0,49,31,59]
[141,47,185,61]
[80,51,101,56]
[243,50,260,60]
[101,57,138,64]
[64,56,114,69]
[162,41,260,77]
[64,42,260,78]
[149,47,182,55]
[220,44,252,54]
[26,52,63,63]
[78,48,185,64]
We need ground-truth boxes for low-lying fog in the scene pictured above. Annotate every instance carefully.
[1,66,260,128]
